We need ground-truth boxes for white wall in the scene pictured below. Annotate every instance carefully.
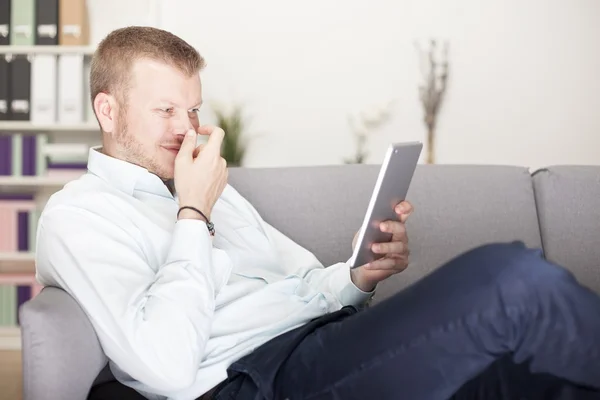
[87,0,600,169]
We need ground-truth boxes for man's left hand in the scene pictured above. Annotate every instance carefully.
[350,201,414,292]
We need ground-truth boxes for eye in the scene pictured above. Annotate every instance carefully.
[160,108,174,114]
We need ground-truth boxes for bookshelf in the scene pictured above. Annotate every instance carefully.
[0,327,21,350]
[0,122,99,133]
[0,45,95,55]
[1,43,96,350]
[0,252,35,274]
[0,175,80,194]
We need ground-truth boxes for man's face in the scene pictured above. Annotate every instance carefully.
[111,59,202,180]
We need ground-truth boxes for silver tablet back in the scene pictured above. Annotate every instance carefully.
[349,141,423,269]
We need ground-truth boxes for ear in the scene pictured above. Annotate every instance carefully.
[93,92,119,134]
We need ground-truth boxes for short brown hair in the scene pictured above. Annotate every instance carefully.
[90,26,206,106]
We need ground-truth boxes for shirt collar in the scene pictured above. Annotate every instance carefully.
[86,146,173,198]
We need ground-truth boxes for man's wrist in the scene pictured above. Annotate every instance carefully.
[350,268,377,293]
[177,200,210,220]
[177,205,216,236]
[177,208,207,221]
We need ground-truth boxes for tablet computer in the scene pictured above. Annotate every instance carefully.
[349,141,423,269]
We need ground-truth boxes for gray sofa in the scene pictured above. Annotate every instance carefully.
[19,163,600,399]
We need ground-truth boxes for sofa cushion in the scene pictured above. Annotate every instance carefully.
[19,286,108,400]
[229,164,544,303]
[533,166,600,293]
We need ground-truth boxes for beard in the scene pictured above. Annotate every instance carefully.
[112,105,174,180]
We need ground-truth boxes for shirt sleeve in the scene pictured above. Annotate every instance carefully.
[35,204,233,394]
[227,184,374,308]
[263,222,374,308]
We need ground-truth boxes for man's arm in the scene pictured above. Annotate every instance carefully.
[223,184,374,307]
[35,204,232,394]
[263,221,375,308]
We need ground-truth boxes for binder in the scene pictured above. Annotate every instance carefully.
[36,133,48,176]
[35,0,59,45]
[10,0,35,46]
[28,207,39,251]
[0,136,11,175]
[0,55,9,120]
[0,0,10,46]
[21,134,37,176]
[31,54,58,124]
[0,205,15,249]
[9,54,31,121]
[10,133,22,176]
[20,133,46,176]
[57,54,84,123]
[59,0,89,46]
[0,285,17,326]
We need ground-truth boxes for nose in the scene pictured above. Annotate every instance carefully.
[173,110,195,137]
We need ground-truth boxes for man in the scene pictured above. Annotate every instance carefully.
[35,26,600,400]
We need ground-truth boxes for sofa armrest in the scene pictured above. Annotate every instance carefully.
[19,286,108,400]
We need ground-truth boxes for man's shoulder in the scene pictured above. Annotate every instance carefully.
[41,173,132,222]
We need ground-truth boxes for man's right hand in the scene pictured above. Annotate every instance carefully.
[174,126,228,221]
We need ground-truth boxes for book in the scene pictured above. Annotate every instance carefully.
[0,0,10,46]
[9,0,34,46]
[0,194,41,327]
[0,194,36,252]
[35,0,59,45]
[0,136,11,176]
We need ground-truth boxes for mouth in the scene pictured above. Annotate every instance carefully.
[162,146,181,155]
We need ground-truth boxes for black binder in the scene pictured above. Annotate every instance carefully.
[35,0,59,45]
[9,54,31,121]
[0,0,10,46]
[0,55,9,120]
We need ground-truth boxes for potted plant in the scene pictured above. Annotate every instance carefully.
[211,102,249,167]
[344,101,394,164]
[415,39,449,164]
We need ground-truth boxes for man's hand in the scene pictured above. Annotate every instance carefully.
[174,126,228,221]
[351,201,414,292]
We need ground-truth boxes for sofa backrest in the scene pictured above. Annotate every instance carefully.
[533,166,600,292]
[228,164,544,303]
[20,163,599,400]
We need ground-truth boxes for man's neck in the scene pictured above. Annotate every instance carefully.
[163,179,176,195]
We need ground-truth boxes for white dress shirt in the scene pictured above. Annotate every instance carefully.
[35,147,372,400]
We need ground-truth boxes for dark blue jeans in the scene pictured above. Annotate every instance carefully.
[213,242,600,399]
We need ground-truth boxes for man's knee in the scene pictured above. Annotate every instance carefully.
[467,241,532,259]
[458,241,571,281]
[465,241,574,287]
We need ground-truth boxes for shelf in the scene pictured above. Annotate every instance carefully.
[0,175,81,194]
[0,327,21,350]
[0,252,35,274]
[0,122,99,133]
[0,45,95,55]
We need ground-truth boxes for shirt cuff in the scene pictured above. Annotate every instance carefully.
[330,261,375,307]
[165,218,231,293]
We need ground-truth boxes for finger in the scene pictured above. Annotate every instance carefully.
[386,248,410,259]
[394,200,413,215]
[176,129,198,161]
[380,220,407,238]
[371,241,405,255]
[196,125,214,135]
[395,201,414,222]
[192,143,206,158]
[368,256,409,271]
[365,257,397,270]
[204,126,225,152]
